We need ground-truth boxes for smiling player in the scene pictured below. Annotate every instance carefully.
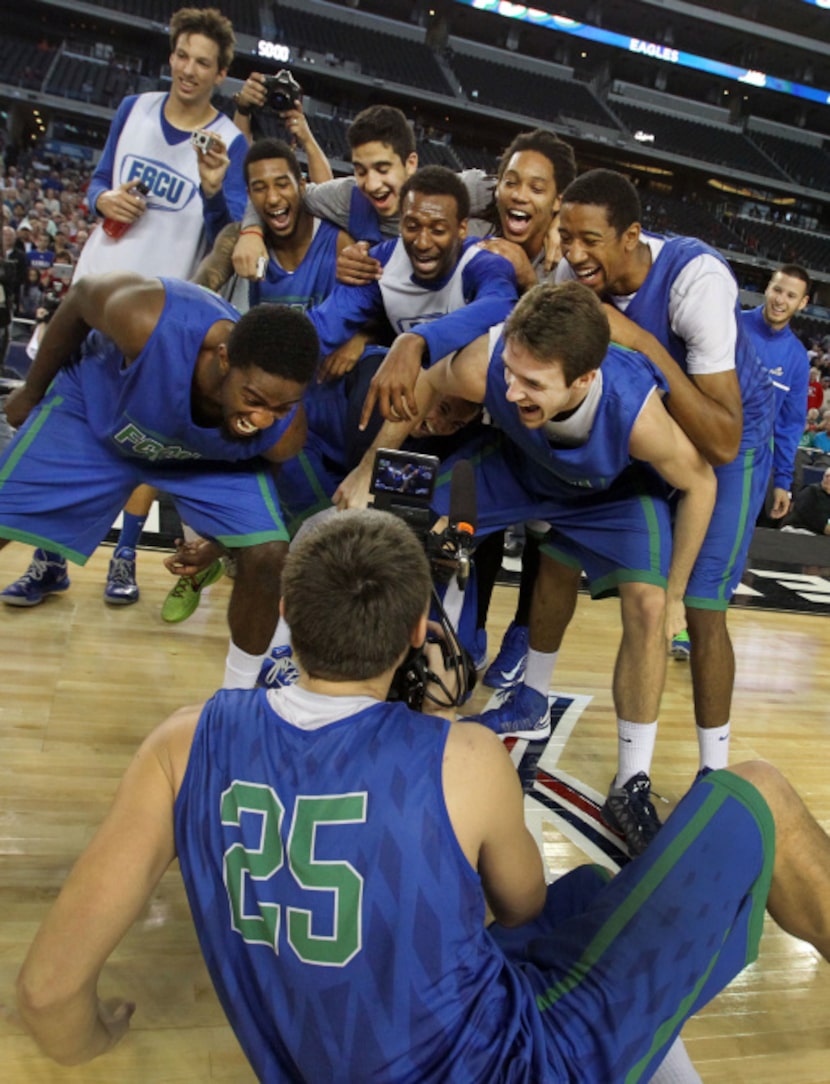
[0,273,318,690]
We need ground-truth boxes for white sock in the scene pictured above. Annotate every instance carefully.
[523,649,558,697]
[223,640,265,689]
[648,1036,702,1083]
[268,615,292,654]
[615,718,658,787]
[697,721,730,771]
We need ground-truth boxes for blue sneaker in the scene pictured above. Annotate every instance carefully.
[463,684,551,740]
[104,546,139,605]
[258,645,300,688]
[669,629,691,661]
[483,621,528,689]
[0,549,70,607]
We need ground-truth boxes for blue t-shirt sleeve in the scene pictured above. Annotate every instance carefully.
[85,96,138,216]
[201,131,248,245]
[309,281,384,356]
[417,250,518,364]
[773,349,810,490]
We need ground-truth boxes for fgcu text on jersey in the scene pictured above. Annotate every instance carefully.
[121,155,197,212]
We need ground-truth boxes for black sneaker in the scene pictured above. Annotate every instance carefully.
[601,771,662,856]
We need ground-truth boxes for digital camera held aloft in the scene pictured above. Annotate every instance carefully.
[262,69,302,112]
[190,130,218,155]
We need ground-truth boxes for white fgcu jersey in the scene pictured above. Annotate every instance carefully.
[75,92,241,281]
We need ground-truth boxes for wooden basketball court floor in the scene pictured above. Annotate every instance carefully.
[0,541,829,1083]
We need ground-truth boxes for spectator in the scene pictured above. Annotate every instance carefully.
[813,414,830,452]
[783,467,830,536]
[808,366,825,413]
[18,267,44,319]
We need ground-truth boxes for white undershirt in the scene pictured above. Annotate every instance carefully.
[266,683,379,731]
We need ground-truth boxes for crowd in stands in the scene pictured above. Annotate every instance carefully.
[1,151,97,314]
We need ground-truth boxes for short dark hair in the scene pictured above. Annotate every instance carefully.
[227,305,319,384]
[560,169,641,236]
[283,510,431,681]
[169,7,235,71]
[243,138,302,186]
[503,281,610,385]
[775,263,811,296]
[399,165,470,222]
[497,128,576,194]
[347,105,416,163]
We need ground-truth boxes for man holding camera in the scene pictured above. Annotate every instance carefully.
[1,8,250,611]
[74,6,247,281]
[16,508,830,1083]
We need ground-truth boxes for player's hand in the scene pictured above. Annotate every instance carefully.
[332,461,373,511]
[769,486,792,519]
[195,131,230,198]
[95,182,148,224]
[318,333,369,382]
[3,385,41,429]
[232,230,268,279]
[97,997,135,1053]
[359,334,425,429]
[476,238,536,292]
[664,598,688,645]
[163,537,223,578]
[336,241,383,285]
[542,216,562,272]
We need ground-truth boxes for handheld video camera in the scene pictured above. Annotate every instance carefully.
[263,69,302,112]
[370,449,478,712]
[190,130,218,155]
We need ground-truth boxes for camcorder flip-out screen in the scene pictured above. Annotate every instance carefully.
[370,448,439,535]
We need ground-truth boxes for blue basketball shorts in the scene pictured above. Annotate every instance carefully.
[491,768,774,1083]
[0,388,288,563]
[684,438,773,610]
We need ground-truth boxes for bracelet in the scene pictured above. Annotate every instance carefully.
[238,227,264,237]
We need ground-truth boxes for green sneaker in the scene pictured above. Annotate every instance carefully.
[669,629,691,661]
[161,559,224,623]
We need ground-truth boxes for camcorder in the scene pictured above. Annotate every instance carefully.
[370,449,478,713]
[190,130,219,155]
[262,69,302,112]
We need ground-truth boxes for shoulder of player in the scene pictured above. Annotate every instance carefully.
[444,719,510,774]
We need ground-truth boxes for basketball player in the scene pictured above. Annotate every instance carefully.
[16,510,830,1082]
[554,169,774,790]
[335,283,716,854]
[742,263,811,520]
[0,272,317,690]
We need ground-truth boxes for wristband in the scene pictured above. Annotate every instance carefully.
[238,227,264,237]
[232,93,252,117]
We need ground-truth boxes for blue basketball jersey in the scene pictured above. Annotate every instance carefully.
[619,234,773,450]
[485,335,668,495]
[348,183,385,243]
[174,689,546,1083]
[249,218,341,312]
[63,278,294,463]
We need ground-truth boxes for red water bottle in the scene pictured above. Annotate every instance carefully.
[102,181,150,239]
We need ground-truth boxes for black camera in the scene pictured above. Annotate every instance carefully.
[370,450,478,712]
[370,448,439,543]
[262,69,302,112]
